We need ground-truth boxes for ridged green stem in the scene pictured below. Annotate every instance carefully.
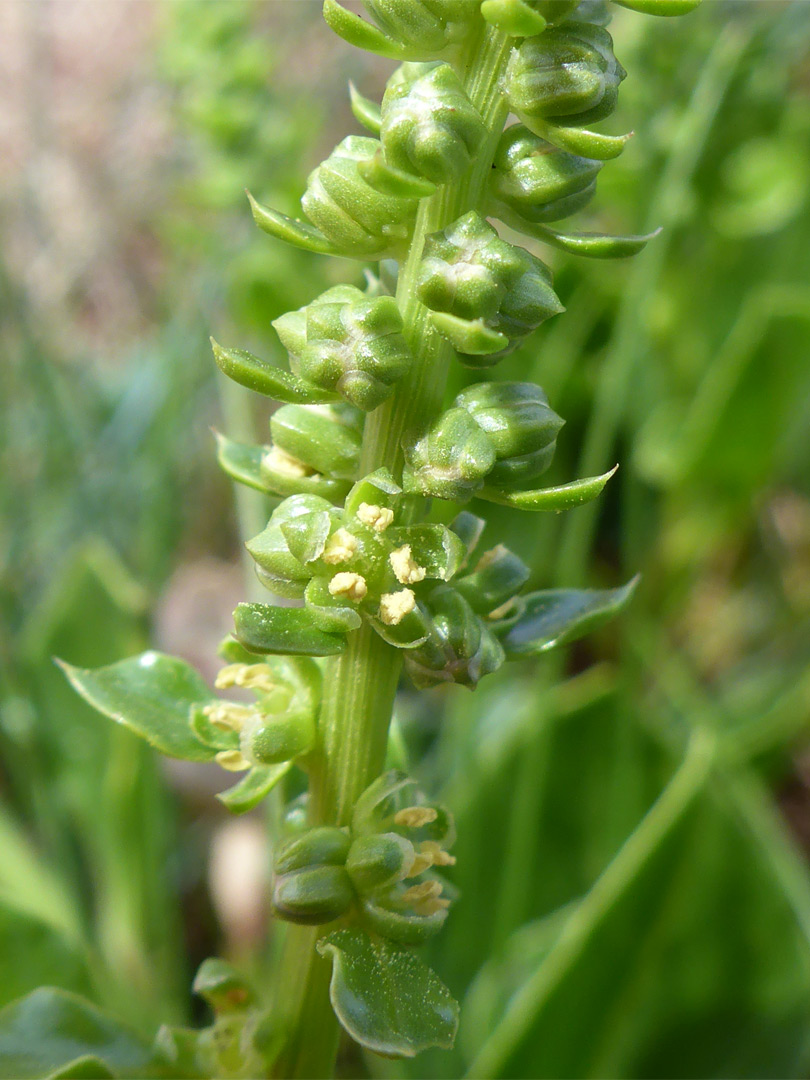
[272,23,511,1080]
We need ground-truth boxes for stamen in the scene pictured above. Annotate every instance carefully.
[487,597,517,621]
[421,840,456,867]
[394,805,438,828]
[356,503,394,532]
[214,663,276,693]
[203,702,257,732]
[261,444,312,479]
[215,749,252,772]
[401,879,443,906]
[390,544,427,584]
[328,572,367,601]
[322,528,358,565]
[379,588,416,626]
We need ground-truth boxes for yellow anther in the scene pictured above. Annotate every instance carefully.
[215,749,252,772]
[389,544,427,585]
[421,840,456,867]
[402,879,443,904]
[322,528,358,565]
[487,597,517,621]
[356,503,394,532]
[261,444,312,479]
[214,663,276,694]
[203,702,257,732]
[379,588,416,626]
[394,805,438,828]
[415,895,451,916]
[328,572,367,602]
[406,852,434,877]
[473,545,506,573]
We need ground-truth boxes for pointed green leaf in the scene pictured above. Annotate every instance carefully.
[612,0,700,13]
[430,312,509,356]
[317,929,459,1058]
[497,577,639,656]
[234,603,346,657]
[0,989,166,1079]
[57,652,216,762]
[322,0,410,60]
[523,224,661,259]
[479,466,618,511]
[217,762,293,814]
[214,432,270,494]
[247,191,340,254]
[541,121,632,161]
[349,82,382,134]
[211,339,335,403]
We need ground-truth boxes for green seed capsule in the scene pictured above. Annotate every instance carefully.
[455,381,564,486]
[506,23,626,131]
[417,211,563,363]
[346,832,416,894]
[270,403,363,480]
[403,407,496,502]
[490,125,602,224]
[272,865,354,925]
[274,286,412,412]
[241,708,315,766]
[381,62,486,185]
[301,136,418,258]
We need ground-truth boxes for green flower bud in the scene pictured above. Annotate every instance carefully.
[417,211,563,363]
[247,495,336,598]
[405,586,506,688]
[380,63,486,185]
[402,407,496,502]
[490,125,602,224]
[325,0,479,61]
[346,832,416,894]
[273,286,412,412]
[455,381,564,486]
[270,402,363,480]
[301,136,418,257]
[192,959,254,1014]
[272,865,354,925]
[275,826,352,874]
[505,23,625,131]
[452,544,530,615]
[240,707,315,766]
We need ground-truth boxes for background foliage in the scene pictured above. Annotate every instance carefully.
[1,2,809,1077]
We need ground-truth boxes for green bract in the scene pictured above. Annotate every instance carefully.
[273,285,412,411]
[417,211,564,362]
[323,0,480,61]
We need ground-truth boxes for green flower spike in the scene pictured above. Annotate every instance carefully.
[417,211,564,364]
[273,284,412,412]
[379,62,487,186]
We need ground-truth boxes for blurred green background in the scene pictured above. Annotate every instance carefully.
[1,2,809,1077]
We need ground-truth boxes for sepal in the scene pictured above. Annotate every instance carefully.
[480,0,547,36]
[270,402,363,478]
[402,407,495,502]
[349,81,382,134]
[611,0,700,13]
[452,544,530,614]
[247,191,338,254]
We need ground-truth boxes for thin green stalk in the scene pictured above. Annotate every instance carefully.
[466,727,716,1079]
[272,26,512,1079]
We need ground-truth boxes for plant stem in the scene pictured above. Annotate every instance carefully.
[271,23,511,1080]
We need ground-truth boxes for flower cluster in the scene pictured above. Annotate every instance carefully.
[273,771,457,944]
